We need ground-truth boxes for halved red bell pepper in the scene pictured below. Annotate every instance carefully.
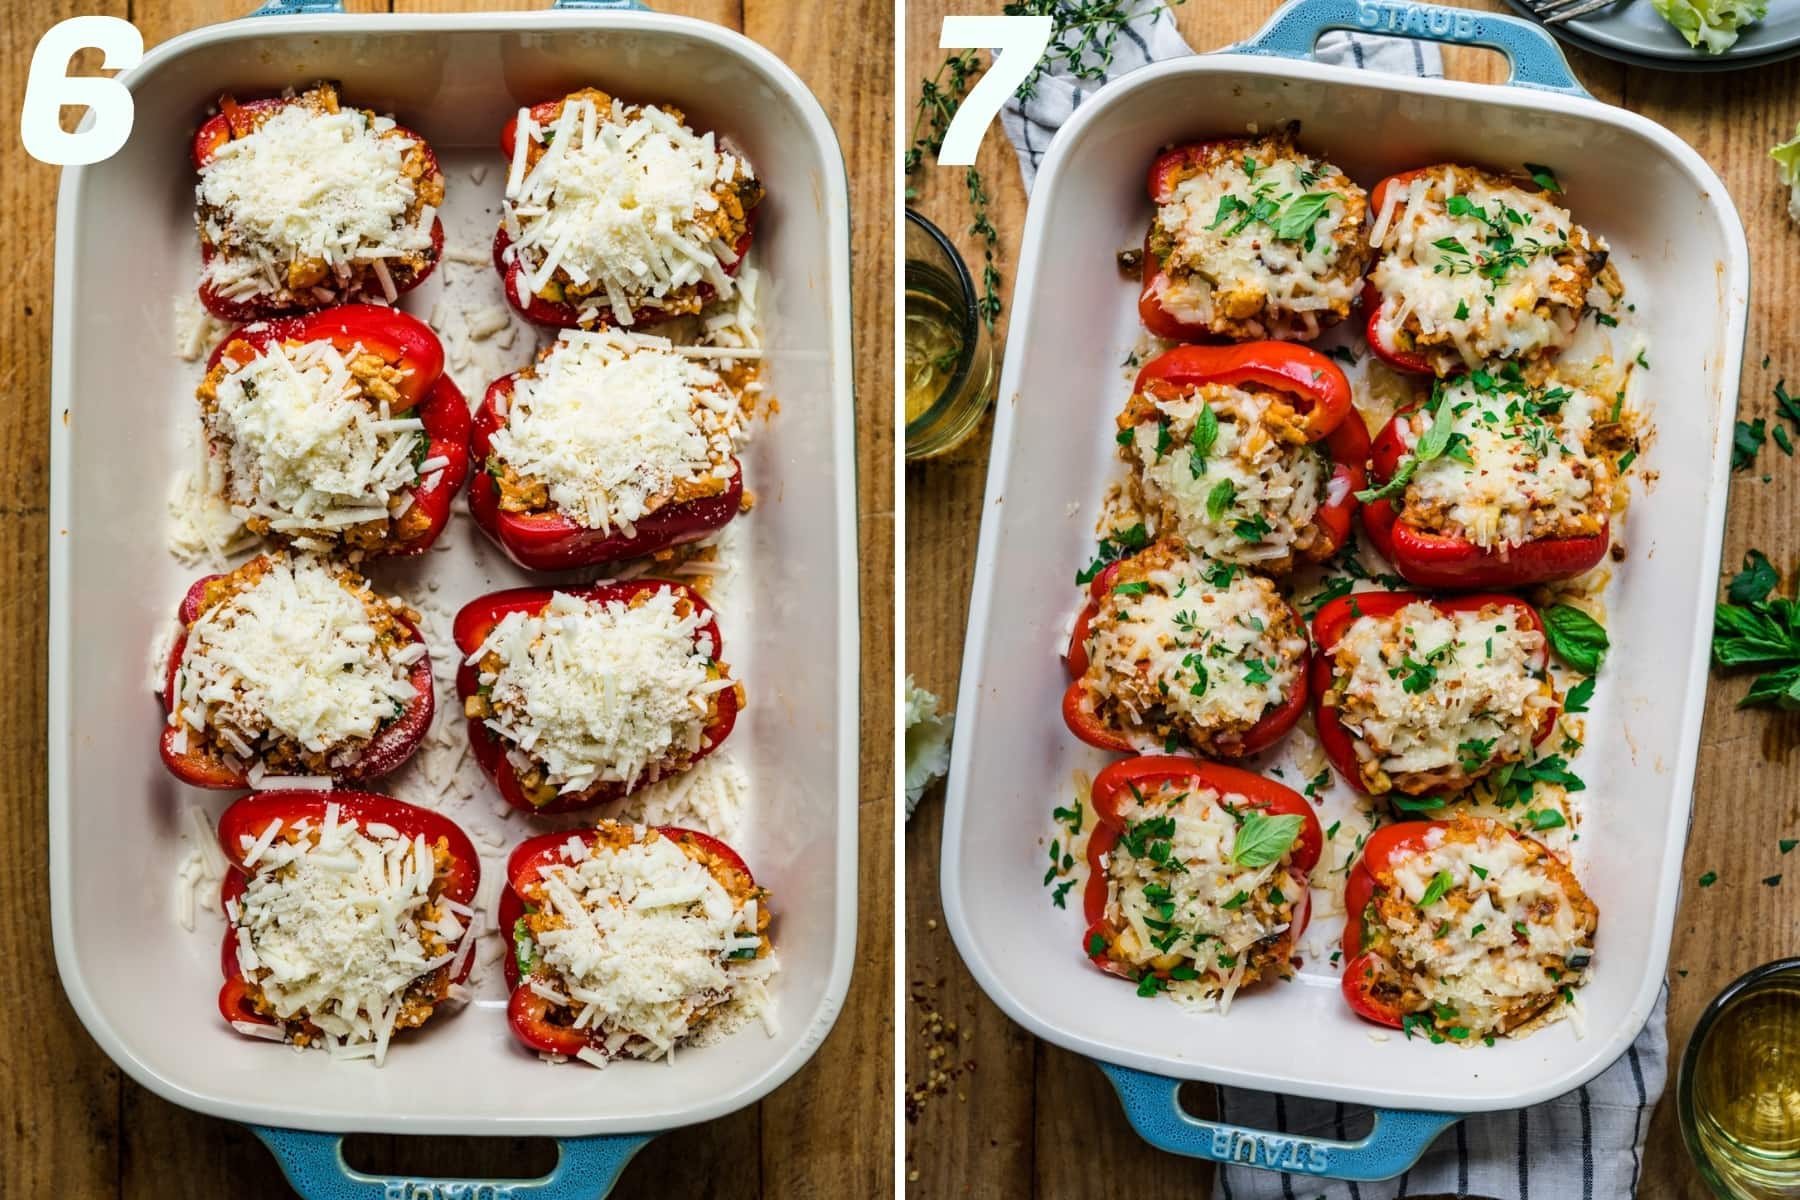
[1309,591,1558,796]
[1137,138,1252,342]
[206,305,471,556]
[1339,819,1568,1029]
[1362,168,1446,376]
[492,96,755,331]
[1060,558,1310,757]
[1081,756,1321,983]
[160,566,434,789]
[1361,402,1609,589]
[452,582,740,814]
[497,823,759,1059]
[467,368,742,570]
[193,93,446,321]
[215,790,480,1034]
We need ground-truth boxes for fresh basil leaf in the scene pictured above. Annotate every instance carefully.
[1272,192,1334,240]
[1418,869,1455,909]
[1543,605,1609,674]
[1524,162,1562,193]
[1730,550,1780,606]
[1206,477,1237,522]
[1390,793,1447,813]
[1232,811,1304,868]
[1192,403,1220,462]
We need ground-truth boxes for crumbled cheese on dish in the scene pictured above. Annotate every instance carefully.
[174,291,230,362]
[232,802,461,1064]
[1126,384,1329,568]
[1370,168,1591,368]
[502,96,752,326]
[489,330,741,534]
[1332,602,1551,780]
[172,556,418,758]
[529,833,765,1060]
[197,103,434,301]
[1402,374,1616,551]
[208,338,424,532]
[617,751,749,839]
[471,589,731,794]
[1379,823,1593,1037]
[1104,782,1298,1008]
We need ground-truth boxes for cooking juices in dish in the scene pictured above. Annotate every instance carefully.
[160,553,433,789]
[1341,818,1597,1042]
[453,582,743,814]
[217,792,480,1063]
[499,821,774,1066]
[469,329,750,570]
[1057,134,1641,1043]
[1139,126,1371,343]
[197,305,470,557]
[496,88,764,330]
[1082,757,1321,1008]
[193,83,446,319]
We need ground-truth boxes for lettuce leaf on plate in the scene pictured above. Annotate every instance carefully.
[1651,0,1769,53]
[1774,121,1800,225]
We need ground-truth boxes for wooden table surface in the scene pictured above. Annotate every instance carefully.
[903,3,1800,1196]
[0,1,892,1196]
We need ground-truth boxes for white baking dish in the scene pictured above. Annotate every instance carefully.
[47,0,859,1178]
[940,0,1746,1176]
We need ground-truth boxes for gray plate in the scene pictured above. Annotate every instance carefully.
[1502,0,1800,70]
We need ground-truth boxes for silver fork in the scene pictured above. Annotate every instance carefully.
[1519,0,1622,24]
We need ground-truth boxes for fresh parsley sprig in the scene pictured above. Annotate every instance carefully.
[1356,380,1456,504]
[1713,549,1800,708]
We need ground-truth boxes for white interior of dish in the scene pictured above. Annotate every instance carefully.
[943,56,1746,1113]
[50,12,856,1136]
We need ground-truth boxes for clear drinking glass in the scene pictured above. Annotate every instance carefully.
[1680,958,1800,1198]
[904,209,996,460]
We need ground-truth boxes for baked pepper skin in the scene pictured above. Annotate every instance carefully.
[159,574,434,789]
[215,790,481,1031]
[1081,756,1321,982]
[1060,559,1311,757]
[452,582,740,815]
[466,370,743,571]
[193,96,446,321]
[496,826,755,1058]
[492,99,755,331]
[1361,402,1609,589]
[1308,591,1558,796]
[208,305,472,557]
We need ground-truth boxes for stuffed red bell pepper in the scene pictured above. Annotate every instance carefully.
[1082,756,1321,1005]
[1363,162,1616,377]
[1139,126,1371,343]
[498,820,773,1064]
[1063,540,1309,758]
[494,88,763,330]
[1359,368,1634,589]
[1310,592,1558,798]
[1118,343,1367,572]
[160,553,433,789]
[216,790,480,1062]
[1340,816,1596,1042]
[454,581,742,814]
[193,82,446,320]
[198,304,470,557]
[469,329,747,570]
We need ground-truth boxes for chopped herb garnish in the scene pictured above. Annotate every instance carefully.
[1563,676,1595,714]
[1543,605,1609,674]
[1232,810,1305,868]
[1699,871,1718,887]
[1417,869,1455,909]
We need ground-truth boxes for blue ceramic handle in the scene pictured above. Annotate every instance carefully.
[249,0,343,13]
[252,1129,653,1200]
[1235,0,1590,97]
[551,0,649,9]
[1099,1063,1460,1181]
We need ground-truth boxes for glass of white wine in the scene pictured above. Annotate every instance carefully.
[904,209,995,461]
[1681,959,1800,1198]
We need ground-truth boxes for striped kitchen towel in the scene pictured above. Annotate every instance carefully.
[995,8,1670,1198]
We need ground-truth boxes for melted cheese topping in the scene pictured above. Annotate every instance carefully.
[1080,545,1304,753]
[1402,373,1617,550]
[1103,781,1300,1007]
[171,556,419,761]
[471,590,733,794]
[1374,822,1594,1038]
[1151,142,1367,339]
[231,802,462,1063]
[1125,384,1329,569]
[1370,167,1592,368]
[198,102,434,302]
[1331,602,1551,784]
[501,95,753,326]
[526,832,765,1060]
[489,330,740,534]
[207,339,424,532]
